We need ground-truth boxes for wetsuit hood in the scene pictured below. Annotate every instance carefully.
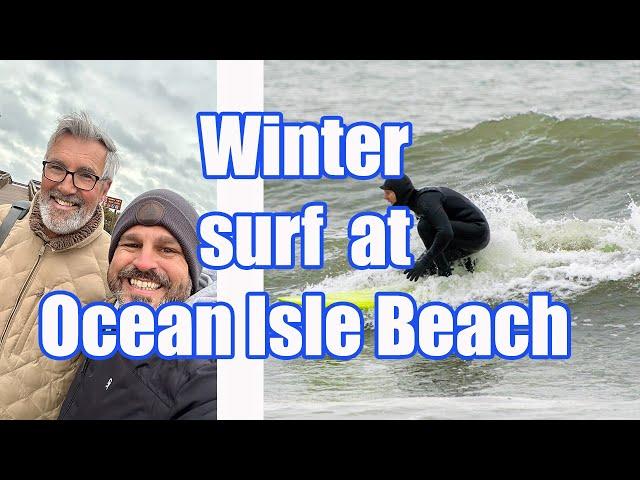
[380,175,416,207]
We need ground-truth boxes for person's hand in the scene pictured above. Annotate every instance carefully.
[404,253,430,282]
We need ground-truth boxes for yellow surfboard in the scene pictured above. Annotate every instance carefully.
[278,288,378,310]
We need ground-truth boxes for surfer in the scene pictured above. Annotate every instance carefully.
[381,175,490,280]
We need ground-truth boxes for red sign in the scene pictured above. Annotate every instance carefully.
[103,196,123,211]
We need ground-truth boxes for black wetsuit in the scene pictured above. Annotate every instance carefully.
[382,176,490,277]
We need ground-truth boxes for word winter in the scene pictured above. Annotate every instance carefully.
[197,112,412,179]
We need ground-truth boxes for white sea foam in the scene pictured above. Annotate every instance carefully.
[265,395,640,419]
[300,190,640,310]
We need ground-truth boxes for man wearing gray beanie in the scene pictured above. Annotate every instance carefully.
[58,189,217,420]
[107,188,204,304]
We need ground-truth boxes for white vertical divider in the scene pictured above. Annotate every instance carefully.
[216,61,264,419]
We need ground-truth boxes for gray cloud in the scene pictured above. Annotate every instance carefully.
[105,121,170,165]
[45,61,92,93]
[0,87,47,147]
[148,80,192,114]
[0,60,217,212]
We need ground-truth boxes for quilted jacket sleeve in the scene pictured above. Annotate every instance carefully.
[0,203,10,223]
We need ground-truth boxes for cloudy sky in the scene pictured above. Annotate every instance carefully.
[0,60,217,213]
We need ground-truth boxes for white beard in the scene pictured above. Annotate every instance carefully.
[39,189,97,235]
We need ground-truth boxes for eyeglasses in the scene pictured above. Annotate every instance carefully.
[42,161,102,191]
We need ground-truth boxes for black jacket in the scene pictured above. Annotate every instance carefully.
[58,354,217,420]
[409,186,489,261]
[381,175,489,263]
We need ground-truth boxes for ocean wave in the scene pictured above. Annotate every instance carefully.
[415,111,640,137]
[295,190,640,310]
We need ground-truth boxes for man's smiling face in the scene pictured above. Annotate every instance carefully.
[39,133,111,236]
[107,224,192,307]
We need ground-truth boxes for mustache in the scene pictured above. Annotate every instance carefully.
[46,189,85,207]
[116,265,171,289]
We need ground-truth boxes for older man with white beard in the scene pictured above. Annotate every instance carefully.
[0,112,119,419]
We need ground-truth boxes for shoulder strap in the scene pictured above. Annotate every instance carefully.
[0,200,31,249]
[416,186,441,196]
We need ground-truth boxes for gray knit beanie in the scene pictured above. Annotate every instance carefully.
[108,189,201,294]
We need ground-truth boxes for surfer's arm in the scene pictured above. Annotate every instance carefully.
[416,192,454,263]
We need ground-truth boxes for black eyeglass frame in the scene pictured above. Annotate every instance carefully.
[42,160,103,191]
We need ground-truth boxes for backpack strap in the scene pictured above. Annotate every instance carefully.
[0,200,31,249]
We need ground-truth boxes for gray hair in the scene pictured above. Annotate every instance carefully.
[45,111,120,181]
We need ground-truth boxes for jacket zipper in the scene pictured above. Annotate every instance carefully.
[1,244,47,349]
[59,356,90,419]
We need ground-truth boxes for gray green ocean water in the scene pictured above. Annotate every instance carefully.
[264,60,640,419]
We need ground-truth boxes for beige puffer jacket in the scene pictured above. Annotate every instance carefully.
[0,194,111,419]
